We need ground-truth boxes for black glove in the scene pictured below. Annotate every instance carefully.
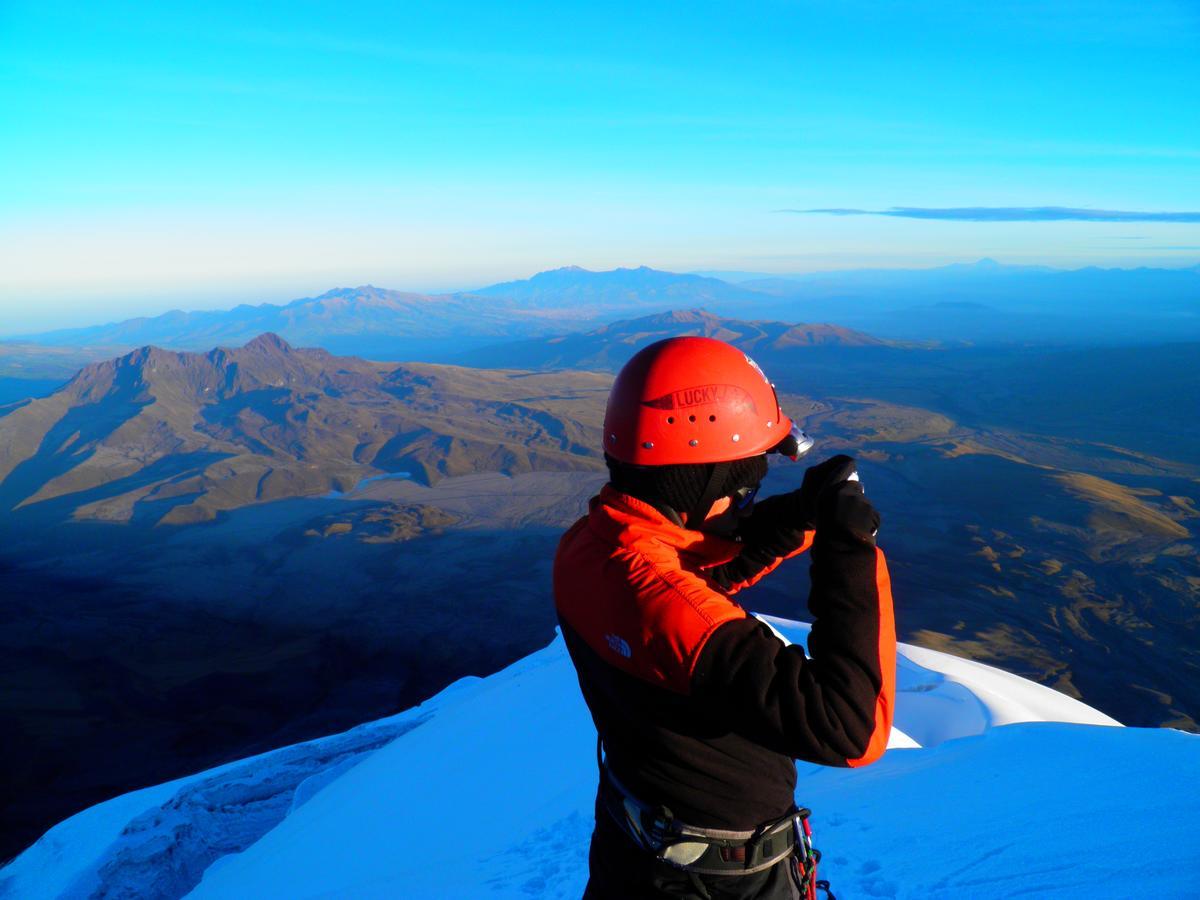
[815,478,880,547]
[736,454,858,548]
[794,454,859,529]
[710,455,868,591]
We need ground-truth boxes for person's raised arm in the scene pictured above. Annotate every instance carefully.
[693,467,896,767]
[705,455,857,595]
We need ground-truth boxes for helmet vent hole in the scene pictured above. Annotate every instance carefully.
[709,415,717,422]
[666,416,675,424]
[688,414,696,423]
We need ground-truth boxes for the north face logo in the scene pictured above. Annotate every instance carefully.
[605,633,633,658]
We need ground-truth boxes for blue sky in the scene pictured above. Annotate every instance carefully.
[1,0,1198,329]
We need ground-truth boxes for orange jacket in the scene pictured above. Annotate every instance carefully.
[555,484,896,828]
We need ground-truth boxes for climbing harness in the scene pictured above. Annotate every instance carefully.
[597,737,836,896]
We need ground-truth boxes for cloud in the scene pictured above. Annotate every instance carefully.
[778,206,1200,223]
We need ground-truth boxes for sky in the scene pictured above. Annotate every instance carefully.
[2,0,1199,331]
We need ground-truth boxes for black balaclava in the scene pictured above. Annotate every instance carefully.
[606,453,769,528]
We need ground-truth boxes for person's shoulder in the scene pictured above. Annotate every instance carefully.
[623,549,751,679]
[641,551,743,626]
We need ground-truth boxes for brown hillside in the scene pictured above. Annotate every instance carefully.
[0,335,609,524]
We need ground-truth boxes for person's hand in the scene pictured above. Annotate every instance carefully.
[816,478,880,546]
[734,454,859,552]
[794,454,858,530]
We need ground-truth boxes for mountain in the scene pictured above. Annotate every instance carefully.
[472,265,764,311]
[4,615,1195,900]
[458,307,893,370]
[0,334,608,525]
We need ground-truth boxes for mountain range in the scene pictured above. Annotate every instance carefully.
[7,261,1200,366]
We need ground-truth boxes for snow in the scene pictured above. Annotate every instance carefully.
[0,714,430,899]
[758,616,1119,749]
[2,615,1195,900]
[795,723,1199,898]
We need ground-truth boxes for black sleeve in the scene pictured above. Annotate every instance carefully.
[706,494,811,593]
[706,541,788,593]
[691,532,896,767]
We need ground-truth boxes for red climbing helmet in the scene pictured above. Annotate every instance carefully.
[604,337,810,465]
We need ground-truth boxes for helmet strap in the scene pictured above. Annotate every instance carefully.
[684,461,732,530]
[651,502,685,528]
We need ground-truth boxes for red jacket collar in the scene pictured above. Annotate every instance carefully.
[587,484,741,566]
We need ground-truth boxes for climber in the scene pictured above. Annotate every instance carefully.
[554,336,896,899]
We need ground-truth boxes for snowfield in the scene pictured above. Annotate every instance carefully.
[3,616,1197,899]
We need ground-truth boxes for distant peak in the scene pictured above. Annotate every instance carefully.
[120,344,171,365]
[532,266,590,277]
[649,308,715,322]
[974,257,1001,267]
[243,333,292,353]
[310,286,380,301]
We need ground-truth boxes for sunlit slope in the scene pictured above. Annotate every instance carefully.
[0,334,608,524]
